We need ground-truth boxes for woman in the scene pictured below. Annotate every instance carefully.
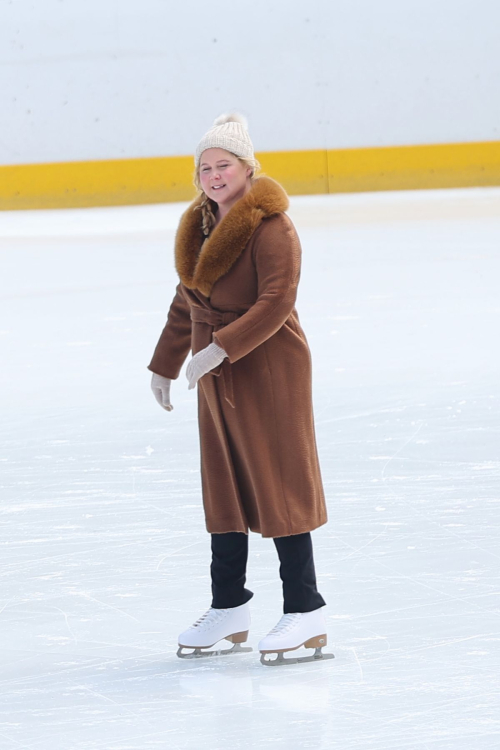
[149,114,331,665]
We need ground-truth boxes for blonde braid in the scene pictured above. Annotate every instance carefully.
[195,193,217,237]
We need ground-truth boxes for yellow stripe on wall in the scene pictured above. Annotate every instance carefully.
[326,141,500,193]
[1,141,500,210]
[0,155,196,210]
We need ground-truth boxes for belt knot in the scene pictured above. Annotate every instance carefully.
[189,306,241,407]
[190,307,240,329]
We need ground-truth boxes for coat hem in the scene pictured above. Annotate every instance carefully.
[255,516,328,539]
[206,516,328,539]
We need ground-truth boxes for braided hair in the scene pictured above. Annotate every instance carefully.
[195,193,218,237]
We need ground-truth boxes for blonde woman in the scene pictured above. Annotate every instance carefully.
[149,114,332,666]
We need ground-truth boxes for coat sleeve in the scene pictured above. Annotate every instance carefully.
[213,213,301,363]
[147,282,192,379]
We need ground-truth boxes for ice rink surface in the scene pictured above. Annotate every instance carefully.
[1,187,499,749]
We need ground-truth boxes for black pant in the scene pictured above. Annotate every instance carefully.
[210,532,326,614]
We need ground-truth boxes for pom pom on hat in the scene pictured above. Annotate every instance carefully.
[195,112,254,167]
[212,112,248,129]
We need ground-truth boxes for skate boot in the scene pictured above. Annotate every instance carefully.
[258,607,334,666]
[177,601,252,659]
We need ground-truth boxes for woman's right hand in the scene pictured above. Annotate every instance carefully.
[151,373,173,411]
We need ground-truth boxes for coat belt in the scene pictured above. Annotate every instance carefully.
[190,306,241,408]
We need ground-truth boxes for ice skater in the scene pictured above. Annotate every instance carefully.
[149,113,333,666]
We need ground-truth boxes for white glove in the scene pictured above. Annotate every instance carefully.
[186,342,227,390]
[151,373,173,411]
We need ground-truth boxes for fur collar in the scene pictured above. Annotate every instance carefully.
[175,175,289,297]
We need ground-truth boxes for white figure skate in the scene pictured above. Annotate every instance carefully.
[177,601,252,659]
[258,607,334,666]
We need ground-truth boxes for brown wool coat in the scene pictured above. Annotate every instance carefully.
[148,175,327,538]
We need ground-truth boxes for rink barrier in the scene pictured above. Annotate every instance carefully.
[1,140,499,209]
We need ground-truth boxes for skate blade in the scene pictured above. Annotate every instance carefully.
[177,642,253,660]
[260,646,335,667]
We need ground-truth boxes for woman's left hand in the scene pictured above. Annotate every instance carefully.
[186,342,227,389]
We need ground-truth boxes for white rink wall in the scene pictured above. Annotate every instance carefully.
[2,0,500,165]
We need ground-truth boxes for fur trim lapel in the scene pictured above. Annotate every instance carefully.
[175,176,289,297]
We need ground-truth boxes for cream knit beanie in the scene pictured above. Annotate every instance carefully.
[195,113,254,168]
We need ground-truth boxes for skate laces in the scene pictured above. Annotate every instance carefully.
[268,613,301,636]
[191,607,227,629]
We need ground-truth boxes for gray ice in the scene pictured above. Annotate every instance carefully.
[0,187,499,749]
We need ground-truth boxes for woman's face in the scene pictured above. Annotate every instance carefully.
[198,148,252,210]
